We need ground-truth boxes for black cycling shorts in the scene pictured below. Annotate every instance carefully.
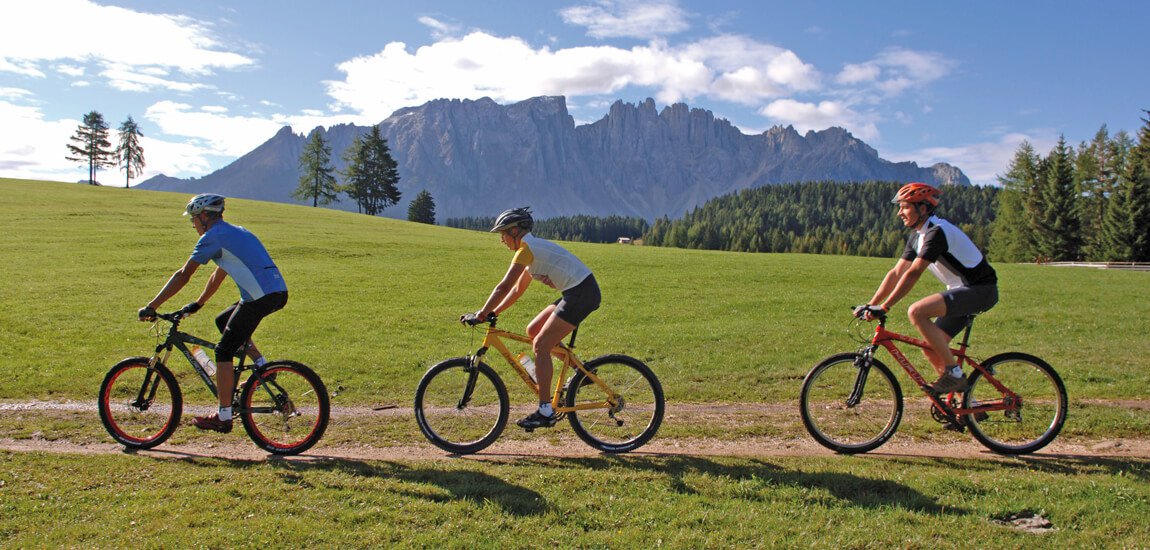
[214,291,288,363]
[936,285,998,337]
[553,274,601,326]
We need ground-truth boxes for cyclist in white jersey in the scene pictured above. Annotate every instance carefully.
[461,207,601,430]
[855,183,998,395]
[138,194,288,433]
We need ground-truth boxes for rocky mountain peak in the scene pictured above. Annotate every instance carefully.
[138,96,970,220]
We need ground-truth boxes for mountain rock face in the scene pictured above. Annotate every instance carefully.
[138,96,969,220]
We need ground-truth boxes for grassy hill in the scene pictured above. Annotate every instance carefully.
[2,177,1148,406]
[3,178,1150,547]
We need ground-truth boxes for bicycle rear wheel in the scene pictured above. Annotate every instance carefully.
[414,357,509,454]
[800,352,903,454]
[238,361,329,455]
[98,357,182,450]
[963,352,1067,455]
[565,354,664,453]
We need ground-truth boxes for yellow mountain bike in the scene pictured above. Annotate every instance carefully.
[414,314,664,454]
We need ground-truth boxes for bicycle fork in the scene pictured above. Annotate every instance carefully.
[846,348,877,407]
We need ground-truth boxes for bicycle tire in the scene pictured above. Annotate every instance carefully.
[98,357,183,450]
[414,357,509,454]
[565,354,664,453]
[800,352,903,454]
[238,360,330,455]
[963,352,1067,455]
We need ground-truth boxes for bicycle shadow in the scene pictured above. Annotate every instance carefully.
[873,453,1150,482]
[132,449,545,517]
[522,454,959,515]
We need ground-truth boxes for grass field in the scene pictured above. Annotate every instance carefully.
[2,178,1148,546]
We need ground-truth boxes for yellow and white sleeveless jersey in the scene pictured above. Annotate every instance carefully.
[511,234,592,291]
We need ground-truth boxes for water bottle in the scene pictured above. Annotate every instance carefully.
[192,346,217,376]
[516,352,536,382]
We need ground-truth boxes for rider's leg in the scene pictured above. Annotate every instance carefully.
[243,339,267,365]
[530,310,577,408]
[907,293,956,376]
[526,304,557,340]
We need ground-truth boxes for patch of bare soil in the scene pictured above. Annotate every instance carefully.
[2,400,1148,462]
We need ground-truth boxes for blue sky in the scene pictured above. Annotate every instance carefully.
[2,0,1147,187]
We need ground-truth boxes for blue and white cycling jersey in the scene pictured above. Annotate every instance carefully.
[190,221,287,302]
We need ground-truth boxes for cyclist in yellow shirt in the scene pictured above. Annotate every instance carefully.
[462,207,601,430]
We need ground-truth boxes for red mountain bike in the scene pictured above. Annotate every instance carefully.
[800,310,1067,455]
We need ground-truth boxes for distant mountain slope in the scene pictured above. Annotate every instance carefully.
[138,96,969,220]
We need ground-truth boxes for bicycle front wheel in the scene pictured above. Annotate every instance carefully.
[963,352,1067,455]
[98,357,182,450]
[800,352,903,454]
[239,361,330,455]
[565,354,664,453]
[414,357,509,454]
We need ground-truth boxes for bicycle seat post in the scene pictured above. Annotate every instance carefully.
[567,326,579,349]
[958,316,976,349]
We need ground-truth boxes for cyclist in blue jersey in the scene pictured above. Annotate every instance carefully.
[855,183,998,396]
[138,194,288,433]
[461,207,602,430]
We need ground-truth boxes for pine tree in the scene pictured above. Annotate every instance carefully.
[65,111,115,185]
[342,125,401,216]
[990,141,1041,262]
[1034,137,1083,261]
[407,189,436,224]
[116,115,145,189]
[293,130,339,207]
[1101,111,1150,261]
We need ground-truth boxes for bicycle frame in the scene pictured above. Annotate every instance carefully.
[864,318,1020,417]
[147,313,250,401]
[470,325,621,414]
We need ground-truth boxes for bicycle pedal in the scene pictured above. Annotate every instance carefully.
[942,421,966,433]
[523,427,535,433]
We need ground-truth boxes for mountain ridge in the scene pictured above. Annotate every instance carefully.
[138,96,969,220]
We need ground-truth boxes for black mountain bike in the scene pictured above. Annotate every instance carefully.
[98,311,330,455]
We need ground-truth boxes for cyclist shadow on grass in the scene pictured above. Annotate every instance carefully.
[875,454,1150,482]
[134,449,545,516]
[537,455,960,515]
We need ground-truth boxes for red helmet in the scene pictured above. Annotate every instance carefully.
[892,182,941,207]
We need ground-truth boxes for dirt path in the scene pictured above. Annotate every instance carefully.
[2,399,1148,462]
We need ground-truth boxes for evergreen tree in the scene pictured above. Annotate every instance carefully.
[408,189,437,224]
[1101,112,1150,261]
[989,142,1041,262]
[65,111,115,185]
[116,115,145,189]
[1034,137,1083,261]
[293,130,339,207]
[342,125,401,216]
[1074,127,1107,257]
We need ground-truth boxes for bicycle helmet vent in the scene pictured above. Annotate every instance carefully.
[184,193,226,216]
[891,182,941,207]
[490,207,534,233]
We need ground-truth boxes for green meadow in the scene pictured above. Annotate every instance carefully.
[2,178,1148,546]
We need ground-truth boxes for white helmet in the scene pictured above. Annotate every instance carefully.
[184,193,225,216]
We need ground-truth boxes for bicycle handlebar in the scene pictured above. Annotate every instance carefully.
[851,305,887,323]
[461,312,498,327]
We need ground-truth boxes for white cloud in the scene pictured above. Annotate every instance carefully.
[0,100,90,181]
[759,99,880,141]
[561,0,689,39]
[0,0,254,90]
[888,131,1061,186]
[325,31,818,121]
[835,48,953,99]
[54,64,85,77]
[418,16,461,40]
